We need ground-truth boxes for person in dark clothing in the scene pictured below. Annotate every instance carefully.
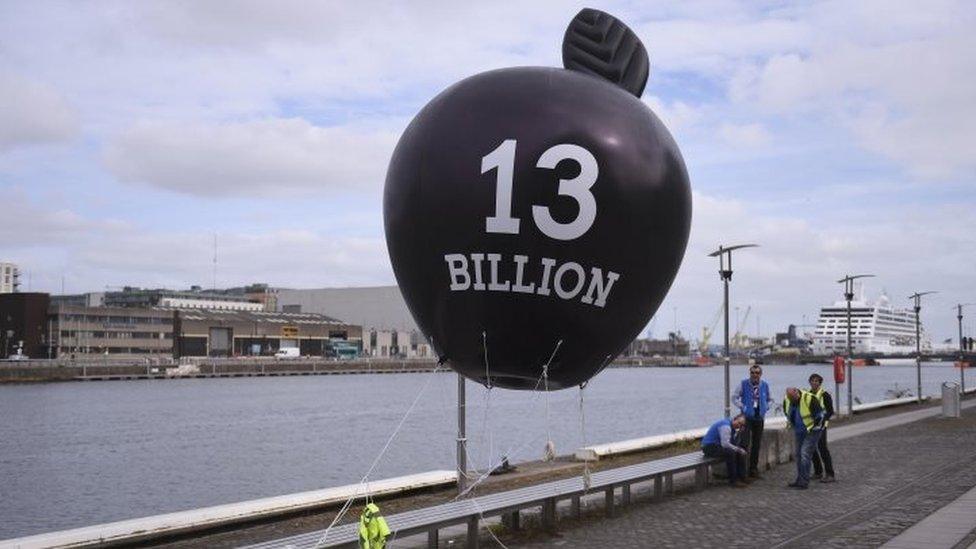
[783,387,826,489]
[733,365,775,478]
[808,373,836,482]
[701,414,749,487]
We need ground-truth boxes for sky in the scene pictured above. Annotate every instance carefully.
[1,1,974,342]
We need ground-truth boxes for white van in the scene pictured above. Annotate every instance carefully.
[274,347,301,359]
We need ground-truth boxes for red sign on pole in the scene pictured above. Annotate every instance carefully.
[833,356,846,384]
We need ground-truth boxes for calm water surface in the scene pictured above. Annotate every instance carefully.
[0,362,967,539]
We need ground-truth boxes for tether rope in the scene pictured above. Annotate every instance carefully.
[455,340,575,547]
[579,381,591,491]
[579,354,611,492]
[454,338,563,501]
[312,361,444,548]
[482,331,495,474]
[542,340,562,462]
[455,367,549,500]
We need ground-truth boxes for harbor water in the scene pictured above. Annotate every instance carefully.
[0,362,966,539]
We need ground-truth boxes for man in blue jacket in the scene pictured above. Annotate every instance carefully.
[701,414,749,487]
[733,365,775,478]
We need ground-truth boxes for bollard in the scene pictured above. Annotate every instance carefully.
[942,382,961,418]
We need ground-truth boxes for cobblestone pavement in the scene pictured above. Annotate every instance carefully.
[505,408,976,548]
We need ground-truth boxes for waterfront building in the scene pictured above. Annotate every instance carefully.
[362,328,432,359]
[238,283,278,312]
[51,292,106,307]
[626,334,690,357]
[277,286,432,359]
[811,292,931,355]
[0,292,48,358]
[0,293,362,358]
[103,286,264,311]
[173,309,361,358]
[53,304,173,357]
[197,283,279,312]
[774,325,812,353]
[0,262,20,293]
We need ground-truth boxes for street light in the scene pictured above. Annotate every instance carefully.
[955,304,974,393]
[837,274,875,416]
[708,243,758,418]
[909,291,937,403]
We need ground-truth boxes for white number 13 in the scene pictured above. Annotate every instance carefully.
[480,139,598,241]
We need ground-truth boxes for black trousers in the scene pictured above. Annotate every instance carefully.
[812,428,834,476]
[703,443,746,483]
[744,417,765,474]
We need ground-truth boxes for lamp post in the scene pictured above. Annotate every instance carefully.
[837,274,874,416]
[909,291,937,403]
[957,304,975,393]
[708,243,758,418]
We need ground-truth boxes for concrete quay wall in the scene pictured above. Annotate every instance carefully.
[0,357,708,383]
[0,358,441,383]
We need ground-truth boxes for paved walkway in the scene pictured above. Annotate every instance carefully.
[881,484,976,548]
[507,404,976,548]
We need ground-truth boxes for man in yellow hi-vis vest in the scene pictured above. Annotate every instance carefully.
[359,503,391,549]
[783,387,826,489]
[808,373,836,483]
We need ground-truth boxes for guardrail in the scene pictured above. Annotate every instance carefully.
[574,395,926,461]
[0,471,456,549]
[240,452,745,549]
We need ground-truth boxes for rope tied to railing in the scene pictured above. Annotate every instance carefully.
[453,338,564,501]
[312,361,443,548]
[542,339,563,462]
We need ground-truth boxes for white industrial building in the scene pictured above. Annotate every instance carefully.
[276,286,431,359]
[103,287,264,311]
[0,262,20,293]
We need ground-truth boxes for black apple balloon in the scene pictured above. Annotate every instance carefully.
[384,8,692,390]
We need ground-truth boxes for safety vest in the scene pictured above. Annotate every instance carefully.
[810,387,830,427]
[783,390,818,432]
[359,503,391,549]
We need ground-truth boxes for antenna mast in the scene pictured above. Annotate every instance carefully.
[212,233,217,291]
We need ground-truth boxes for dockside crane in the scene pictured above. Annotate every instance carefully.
[732,305,752,352]
[699,303,724,355]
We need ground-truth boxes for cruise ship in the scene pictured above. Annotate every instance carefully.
[811,292,931,355]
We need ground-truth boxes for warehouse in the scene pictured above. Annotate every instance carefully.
[0,293,361,359]
[276,285,431,358]
[174,309,361,358]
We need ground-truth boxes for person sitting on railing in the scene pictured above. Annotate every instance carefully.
[701,414,749,487]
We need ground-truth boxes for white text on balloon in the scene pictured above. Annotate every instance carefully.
[444,253,620,308]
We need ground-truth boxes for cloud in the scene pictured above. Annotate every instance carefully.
[0,72,78,151]
[0,189,123,246]
[718,122,770,148]
[103,118,399,196]
[637,16,812,76]
[78,229,392,289]
[644,96,704,134]
[653,190,975,340]
[1,190,393,292]
[726,4,976,180]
